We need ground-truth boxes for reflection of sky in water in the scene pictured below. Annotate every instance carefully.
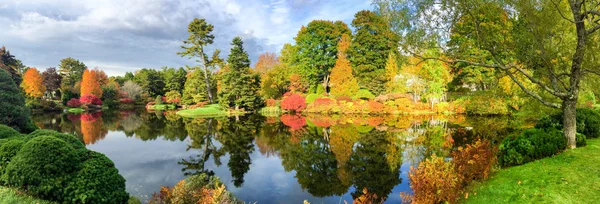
[86,131,361,203]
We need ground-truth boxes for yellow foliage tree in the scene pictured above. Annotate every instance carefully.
[329,34,359,97]
[385,52,405,93]
[21,67,46,98]
[80,69,103,98]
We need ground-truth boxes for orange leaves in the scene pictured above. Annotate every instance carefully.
[80,69,103,98]
[21,67,46,98]
[330,34,359,97]
[280,92,306,112]
[255,52,279,74]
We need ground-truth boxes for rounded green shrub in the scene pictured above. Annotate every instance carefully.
[306,94,319,104]
[535,108,600,139]
[64,151,129,204]
[28,129,85,150]
[0,69,37,133]
[4,136,81,200]
[353,89,375,100]
[0,139,25,184]
[498,128,566,167]
[576,133,587,147]
[0,125,21,139]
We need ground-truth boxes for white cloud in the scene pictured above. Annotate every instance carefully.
[0,0,371,75]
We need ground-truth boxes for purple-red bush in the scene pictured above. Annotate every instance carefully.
[66,98,82,108]
[281,92,306,112]
[80,94,102,105]
[119,98,134,104]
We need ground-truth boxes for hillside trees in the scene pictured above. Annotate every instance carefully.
[21,68,46,98]
[218,37,262,111]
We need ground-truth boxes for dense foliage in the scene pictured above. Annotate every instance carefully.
[497,128,567,167]
[0,69,36,133]
[218,37,262,111]
[21,68,46,98]
[536,108,600,139]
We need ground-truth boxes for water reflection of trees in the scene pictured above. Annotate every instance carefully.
[30,111,519,201]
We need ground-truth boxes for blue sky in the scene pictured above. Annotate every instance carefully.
[0,0,372,76]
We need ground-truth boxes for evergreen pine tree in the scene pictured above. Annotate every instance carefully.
[218,37,262,111]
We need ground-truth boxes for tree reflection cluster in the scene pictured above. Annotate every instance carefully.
[30,111,518,202]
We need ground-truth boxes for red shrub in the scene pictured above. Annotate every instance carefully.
[280,114,306,130]
[265,99,277,107]
[336,96,353,102]
[167,97,180,104]
[281,92,306,112]
[66,98,82,108]
[119,98,134,104]
[80,94,102,105]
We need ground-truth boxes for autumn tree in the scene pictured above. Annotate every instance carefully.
[81,69,103,98]
[329,34,360,97]
[178,18,217,103]
[255,52,279,74]
[290,20,351,91]
[384,52,404,93]
[21,68,46,98]
[260,64,290,99]
[42,67,62,98]
[93,68,109,86]
[388,0,600,148]
[58,57,86,88]
[218,37,262,111]
[348,10,400,96]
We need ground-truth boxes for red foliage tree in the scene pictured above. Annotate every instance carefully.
[66,98,82,108]
[280,92,306,112]
[80,94,102,105]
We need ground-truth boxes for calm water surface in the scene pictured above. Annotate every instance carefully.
[31,110,517,203]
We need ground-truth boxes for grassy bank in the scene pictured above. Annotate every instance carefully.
[176,104,228,118]
[464,139,600,203]
[0,186,54,204]
[147,104,177,110]
[66,108,84,113]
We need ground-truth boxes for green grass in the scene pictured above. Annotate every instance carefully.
[66,108,84,113]
[0,186,54,204]
[464,139,600,203]
[259,106,282,117]
[176,104,227,118]
[147,104,176,110]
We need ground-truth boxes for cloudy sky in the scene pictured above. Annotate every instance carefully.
[0,0,372,76]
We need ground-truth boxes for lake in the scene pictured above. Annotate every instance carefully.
[31,110,518,203]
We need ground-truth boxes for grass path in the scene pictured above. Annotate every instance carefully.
[0,186,54,204]
[464,139,600,203]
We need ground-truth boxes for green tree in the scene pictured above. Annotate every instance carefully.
[0,46,23,85]
[260,63,290,99]
[0,68,36,133]
[161,67,187,94]
[133,68,165,97]
[348,10,400,96]
[329,34,360,97]
[58,57,86,88]
[218,37,262,111]
[182,67,216,105]
[291,20,351,91]
[178,18,217,103]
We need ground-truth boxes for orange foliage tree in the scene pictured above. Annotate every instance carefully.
[255,52,279,74]
[21,67,46,98]
[80,69,103,98]
[329,34,359,97]
[94,68,109,86]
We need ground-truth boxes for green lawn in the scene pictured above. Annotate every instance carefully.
[147,104,176,110]
[66,108,84,113]
[176,104,227,118]
[464,139,600,203]
[0,186,54,204]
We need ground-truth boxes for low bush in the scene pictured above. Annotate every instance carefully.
[149,173,238,204]
[0,125,21,139]
[188,102,208,109]
[281,92,306,112]
[305,98,339,113]
[4,136,81,200]
[452,140,496,187]
[64,151,129,203]
[353,89,375,100]
[336,96,353,103]
[305,94,319,104]
[28,129,85,151]
[498,128,566,167]
[67,98,82,108]
[265,98,277,107]
[80,94,102,106]
[576,133,587,147]
[119,98,134,104]
[535,108,600,139]
[0,139,25,184]
[405,155,460,203]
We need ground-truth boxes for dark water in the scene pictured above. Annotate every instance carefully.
[31,110,518,203]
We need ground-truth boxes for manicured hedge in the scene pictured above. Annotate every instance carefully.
[0,125,21,139]
[498,128,566,167]
[0,127,129,203]
[535,108,600,139]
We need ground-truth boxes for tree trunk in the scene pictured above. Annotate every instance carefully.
[199,47,214,104]
[563,99,577,149]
